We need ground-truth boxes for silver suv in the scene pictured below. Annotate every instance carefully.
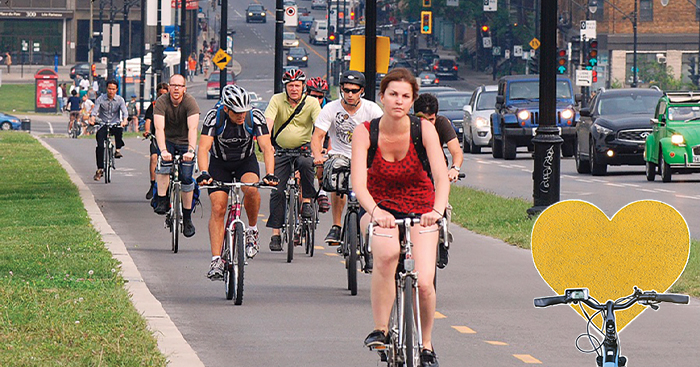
[462,85,498,153]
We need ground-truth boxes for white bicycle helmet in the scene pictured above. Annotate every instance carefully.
[220,85,251,113]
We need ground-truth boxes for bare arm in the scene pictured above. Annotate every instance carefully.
[422,120,449,225]
[154,114,167,154]
[266,117,275,135]
[257,134,276,177]
[184,113,200,161]
[445,138,463,181]
[310,127,327,164]
[197,135,214,174]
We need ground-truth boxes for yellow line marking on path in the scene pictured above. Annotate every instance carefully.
[434,312,446,319]
[258,214,265,217]
[451,326,476,334]
[513,355,542,364]
[262,219,268,223]
[324,253,339,257]
[485,341,508,346]
[314,246,324,249]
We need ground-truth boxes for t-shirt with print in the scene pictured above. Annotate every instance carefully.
[201,107,269,161]
[434,115,457,146]
[264,93,321,149]
[153,92,200,146]
[315,98,383,158]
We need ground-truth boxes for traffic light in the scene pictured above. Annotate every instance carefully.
[557,49,567,74]
[350,11,354,20]
[587,39,598,67]
[423,0,432,7]
[480,25,490,37]
[529,53,539,74]
[570,37,581,66]
[421,11,432,34]
[91,63,97,77]
[592,69,598,83]
[689,58,699,86]
[328,25,336,43]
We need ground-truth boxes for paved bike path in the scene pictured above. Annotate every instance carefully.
[43,136,700,366]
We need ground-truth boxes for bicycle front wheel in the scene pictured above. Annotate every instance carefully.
[171,185,180,253]
[233,222,245,305]
[223,229,235,300]
[103,141,111,184]
[286,189,297,263]
[403,276,420,367]
[346,211,359,295]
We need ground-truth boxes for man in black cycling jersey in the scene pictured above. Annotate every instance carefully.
[196,85,279,279]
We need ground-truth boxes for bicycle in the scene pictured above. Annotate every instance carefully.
[367,217,446,367]
[68,112,81,138]
[200,180,275,304]
[534,287,689,367]
[276,148,317,263]
[163,155,183,253]
[103,127,117,184]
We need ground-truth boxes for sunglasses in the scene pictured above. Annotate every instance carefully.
[342,87,362,95]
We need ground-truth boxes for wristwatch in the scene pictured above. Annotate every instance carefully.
[450,165,461,172]
[187,148,195,154]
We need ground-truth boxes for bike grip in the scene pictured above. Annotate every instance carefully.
[534,295,567,307]
[655,293,690,304]
[458,173,466,179]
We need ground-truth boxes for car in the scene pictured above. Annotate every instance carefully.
[297,7,310,16]
[283,32,299,49]
[463,85,498,153]
[418,72,439,86]
[248,92,262,102]
[418,86,456,95]
[0,112,22,131]
[206,71,236,99]
[286,47,309,67]
[70,62,93,80]
[575,87,662,176]
[283,0,297,8]
[245,4,267,23]
[391,59,418,76]
[644,91,700,182]
[491,75,581,160]
[251,100,269,111]
[432,58,459,79]
[297,15,314,33]
[436,91,473,147]
[311,0,327,10]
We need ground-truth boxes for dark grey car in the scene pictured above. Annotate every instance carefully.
[246,4,267,23]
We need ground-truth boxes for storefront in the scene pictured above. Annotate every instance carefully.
[0,10,73,65]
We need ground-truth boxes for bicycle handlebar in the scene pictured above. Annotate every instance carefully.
[534,287,689,309]
[275,147,311,157]
[199,180,278,190]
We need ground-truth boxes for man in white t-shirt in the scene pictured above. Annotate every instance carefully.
[79,77,90,92]
[311,70,383,244]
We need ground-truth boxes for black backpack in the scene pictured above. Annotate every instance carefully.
[366,116,431,176]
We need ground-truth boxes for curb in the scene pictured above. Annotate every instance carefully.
[36,136,205,367]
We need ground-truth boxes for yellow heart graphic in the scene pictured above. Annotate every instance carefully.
[532,200,690,332]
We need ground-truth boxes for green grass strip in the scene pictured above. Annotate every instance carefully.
[449,185,700,297]
[0,84,36,113]
[0,131,166,366]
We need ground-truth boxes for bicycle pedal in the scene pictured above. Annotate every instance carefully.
[336,247,343,254]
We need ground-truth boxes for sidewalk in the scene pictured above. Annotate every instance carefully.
[0,65,74,84]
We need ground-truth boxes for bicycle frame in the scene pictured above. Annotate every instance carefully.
[276,148,312,263]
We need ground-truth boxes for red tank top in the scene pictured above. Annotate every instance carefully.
[364,121,435,214]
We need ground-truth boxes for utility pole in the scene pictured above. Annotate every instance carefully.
[180,0,187,75]
[364,0,377,100]
[89,0,94,83]
[220,0,228,93]
[122,0,129,98]
[155,0,163,85]
[107,0,114,82]
[140,0,145,112]
[274,0,284,93]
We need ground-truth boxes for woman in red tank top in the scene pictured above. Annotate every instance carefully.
[351,68,449,367]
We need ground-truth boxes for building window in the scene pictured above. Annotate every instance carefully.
[640,0,653,22]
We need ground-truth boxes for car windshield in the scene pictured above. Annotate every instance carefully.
[438,94,472,111]
[508,81,572,100]
[476,91,498,110]
[284,33,296,40]
[667,105,700,121]
[248,5,263,11]
[597,94,660,115]
[289,48,306,56]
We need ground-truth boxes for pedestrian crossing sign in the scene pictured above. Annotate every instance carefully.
[213,49,232,70]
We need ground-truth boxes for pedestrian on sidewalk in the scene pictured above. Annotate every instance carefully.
[187,54,197,81]
[5,52,12,74]
[198,50,204,74]
[57,82,64,112]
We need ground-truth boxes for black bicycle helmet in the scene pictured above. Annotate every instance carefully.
[340,70,366,88]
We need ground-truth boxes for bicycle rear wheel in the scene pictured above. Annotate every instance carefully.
[346,211,359,295]
[171,185,180,253]
[223,229,235,300]
[103,141,111,184]
[286,189,297,263]
[233,222,245,305]
[403,276,420,367]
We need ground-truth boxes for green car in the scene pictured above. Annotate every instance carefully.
[645,92,700,182]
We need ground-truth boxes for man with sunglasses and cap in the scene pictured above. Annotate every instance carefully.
[311,70,383,245]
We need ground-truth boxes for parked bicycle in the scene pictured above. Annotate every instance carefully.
[102,127,118,184]
[276,148,318,263]
[200,180,275,304]
[534,287,689,367]
[366,217,445,367]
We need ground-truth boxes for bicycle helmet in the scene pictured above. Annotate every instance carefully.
[340,70,366,88]
[220,85,251,113]
[282,69,307,85]
[306,77,329,93]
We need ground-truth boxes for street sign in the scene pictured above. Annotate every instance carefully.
[504,49,510,59]
[576,69,593,86]
[484,0,497,12]
[284,6,298,27]
[492,46,501,56]
[101,57,108,65]
[161,33,170,46]
[529,38,540,50]
[483,37,492,48]
[21,40,28,52]
[580,20,597,41]
[514,45,523,57]
[227,35,233,55]
[212,49,232,70]
[530,49,536,58]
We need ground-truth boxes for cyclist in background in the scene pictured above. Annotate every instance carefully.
[197,85,279,279]
[143,82,169,199]
[66,90,82,135]
[264,69,322,251]
[80,93,94,135]
[152,74,200,238]
[89,80,128,181]
[306,76,332,214]
[311,70,383,244]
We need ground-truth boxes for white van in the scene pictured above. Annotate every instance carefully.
[309,20,328,45]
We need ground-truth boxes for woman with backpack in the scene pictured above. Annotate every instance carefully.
[351,68,449,367]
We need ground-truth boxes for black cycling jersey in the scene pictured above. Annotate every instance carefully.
[201,107,269,161]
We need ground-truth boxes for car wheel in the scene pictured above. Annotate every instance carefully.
[590,141,607,176]
[491,127,503,159]
[1,122,11,131]
[645,160,656,182]
[660,151,672,183]
[575,139,591,174]
[561,140,574,158]
[502,132,517,160]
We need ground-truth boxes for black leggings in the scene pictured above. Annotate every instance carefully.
[95,125,124,169]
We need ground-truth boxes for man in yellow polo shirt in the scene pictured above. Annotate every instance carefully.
[265,69,322,251]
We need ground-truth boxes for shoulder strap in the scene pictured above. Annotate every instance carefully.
[409,115,431,176]
[366,118,381,169]
[214,103,226,136]
[272,95,307,143]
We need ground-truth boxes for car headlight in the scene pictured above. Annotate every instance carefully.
[302,56,308,61]
[560,109,574,120]
[287,56,293,61]
[248,12,253,16]
[671,134,685,145]
[517,110,530,120]
[474,116,488,127]
[594,124,613,135]
[261,12,266,16]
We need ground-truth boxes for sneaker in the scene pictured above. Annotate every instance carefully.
[245,228,260,258]
[145,183,154,200]
[183,218,195,237]
[207,258,225,280]
[364,329,388,348]
[269,234,282,251]
[420,349,439,367]
[154,196,169,215]
[93,169,103,181]
[114,150,123,159]
[325,225,342,245]
[317,194,330,213]
[301,202,314,219]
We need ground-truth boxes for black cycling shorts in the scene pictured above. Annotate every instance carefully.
[149,138,158,155]
[207,154,260,194]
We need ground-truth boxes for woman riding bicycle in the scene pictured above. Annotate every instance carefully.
[351,68,449,367]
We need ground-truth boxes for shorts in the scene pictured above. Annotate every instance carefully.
[149,138,158,155]
[207,154,260,194]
